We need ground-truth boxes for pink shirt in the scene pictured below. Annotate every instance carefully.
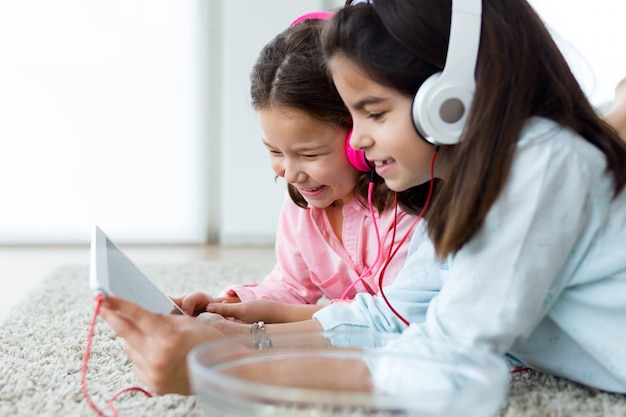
[222,192,416,304]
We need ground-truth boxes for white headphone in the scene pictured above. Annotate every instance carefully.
[411,0,482,146]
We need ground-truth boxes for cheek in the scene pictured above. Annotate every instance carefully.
[394,125,432,162]
[332,165,360,189]
[269,158,283,175]
[403,148,435,183]
[314,160,356,185]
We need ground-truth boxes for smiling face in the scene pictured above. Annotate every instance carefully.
[329,54,437,192]
[258,106,359,208]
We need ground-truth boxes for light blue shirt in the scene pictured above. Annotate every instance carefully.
[314,117,626,393]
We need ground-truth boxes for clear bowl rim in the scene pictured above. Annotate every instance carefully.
[187,330,510,413]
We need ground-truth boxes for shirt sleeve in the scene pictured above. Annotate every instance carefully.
[412,130,592,353]
[383,121,596,359]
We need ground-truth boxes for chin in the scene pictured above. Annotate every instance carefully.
[304,197,333,209]
[385,180,412,192]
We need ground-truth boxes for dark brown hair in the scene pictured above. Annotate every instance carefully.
[250,18,397,212]
[323,0,626,258]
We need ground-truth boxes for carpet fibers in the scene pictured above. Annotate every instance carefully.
[1,262,624,417]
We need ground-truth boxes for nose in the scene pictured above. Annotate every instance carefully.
[349,123,374,151]
[277,158,307,184]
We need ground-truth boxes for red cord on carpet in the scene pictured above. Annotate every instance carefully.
[81,293,153,417]
[510,367,532,374]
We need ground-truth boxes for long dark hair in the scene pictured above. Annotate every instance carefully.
[323,0,626,257]
[250,18,394,213]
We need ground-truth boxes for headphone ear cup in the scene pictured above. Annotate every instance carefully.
[345,130,372,172]
[412,72,474,146]
[411,0,481,146]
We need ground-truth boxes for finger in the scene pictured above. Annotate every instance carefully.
[181,295,203,316]
[126,331,193,396]
[100,304,142,339]
[125,344,164,392]
[128,357,154,393]
[196,312,225,325]
[181,292,214,316]
[102,295,163,329]
[100,296,171,346]
[205,302,238,316]
[170,295,183,308]
[125,343,142,368]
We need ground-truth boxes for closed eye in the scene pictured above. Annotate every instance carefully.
[367,112,384,121]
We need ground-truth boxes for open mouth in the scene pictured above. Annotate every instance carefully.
[298,185,327,198]
[372,158,395,177]
[373,159,393,167]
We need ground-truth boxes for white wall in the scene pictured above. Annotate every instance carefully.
[0,0,214,243]
[0,0,341,245]
[528,0,626,106]
[0,0,623,245]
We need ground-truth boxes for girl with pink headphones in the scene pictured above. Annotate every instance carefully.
[171,13,423,319]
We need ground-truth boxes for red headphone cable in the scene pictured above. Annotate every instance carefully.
[340,174,382,299]
[81,293,153,417]
[378,148,439,326]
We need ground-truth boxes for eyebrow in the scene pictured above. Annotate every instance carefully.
[262,139,329,152]
[353,96,386,111]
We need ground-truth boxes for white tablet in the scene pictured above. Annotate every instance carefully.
[89,225,185,315]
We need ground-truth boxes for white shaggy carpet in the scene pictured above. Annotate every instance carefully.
[0,261,625,417]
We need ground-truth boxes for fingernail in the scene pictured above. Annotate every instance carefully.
[206,305,216,312]
[97,293,107,305]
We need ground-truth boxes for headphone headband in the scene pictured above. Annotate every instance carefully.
[289,11,334,27]
[411,0,482,146]
[287,10,370,172]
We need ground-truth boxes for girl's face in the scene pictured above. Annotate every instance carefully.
[329,54,437,191]
[258,106,359,208]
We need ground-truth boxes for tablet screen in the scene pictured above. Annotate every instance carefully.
[90,226,185,315]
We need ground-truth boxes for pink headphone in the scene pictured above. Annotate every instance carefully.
[289,11,372,173]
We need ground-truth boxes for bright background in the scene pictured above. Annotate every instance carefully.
[0,0,624,245]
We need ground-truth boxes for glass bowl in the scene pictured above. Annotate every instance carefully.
[187,330,509,417]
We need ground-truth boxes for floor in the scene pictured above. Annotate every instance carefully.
[0,244,275,323]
